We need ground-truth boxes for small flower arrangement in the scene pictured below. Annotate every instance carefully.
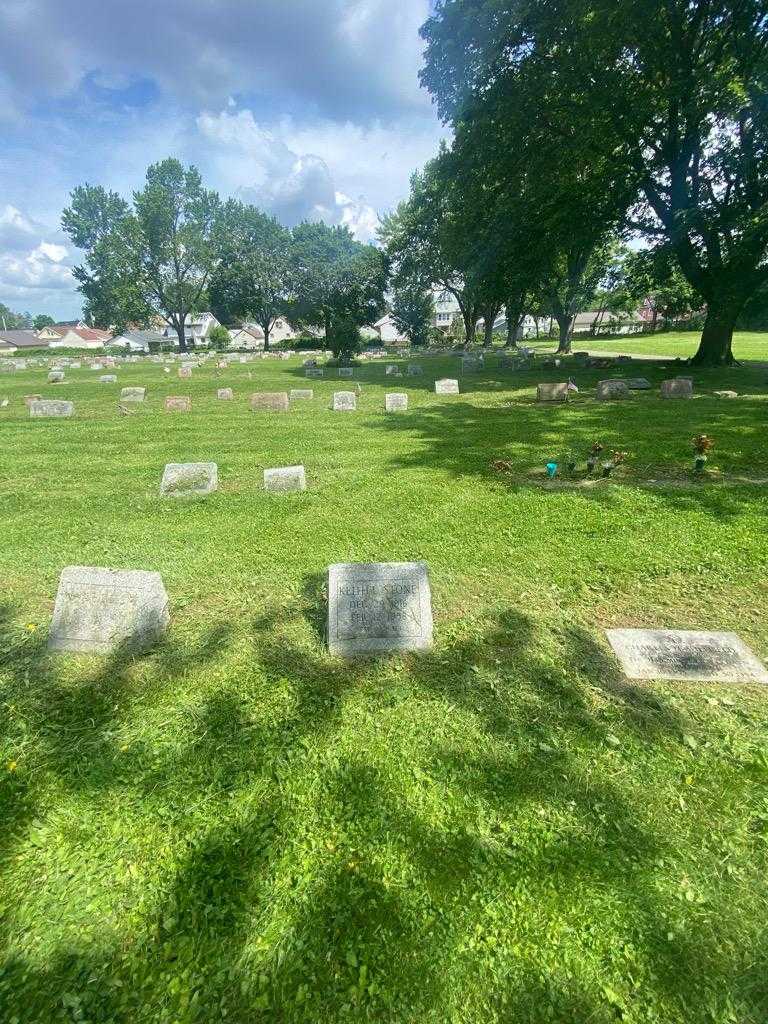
[586,442,604,474]
[602,450,628,478]
[692,434,714,472]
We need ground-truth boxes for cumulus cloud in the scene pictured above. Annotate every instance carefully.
[0,204,76,314]
[0,0,433,123]
[197,108,381,239]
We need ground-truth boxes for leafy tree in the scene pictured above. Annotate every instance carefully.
[0,303,26,329]
[62,184,140,329]
[208,324,231,351]
[63,160,223,350]
[624,247,701,330]
[329,316,363,363]
[210,202,293,351]
[380,151,486,345]
[33,314,55,331]
[421,0,768,365]
[390,282,435,347]
[289,221,387,344]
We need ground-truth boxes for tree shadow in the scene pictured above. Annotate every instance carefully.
[1,597,765,1022]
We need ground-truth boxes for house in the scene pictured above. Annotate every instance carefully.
[161,312,220,347]
[0,329,49,352]
[49,327,112,349]
[433,288,462,331]
[228,325,265,350]
[373,314,404,344]
[37,320,88,340]
[110,330,166,352]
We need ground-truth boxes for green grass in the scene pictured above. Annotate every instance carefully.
[524,329,768,362]
[1,351,767,1023]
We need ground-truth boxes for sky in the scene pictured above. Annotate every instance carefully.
[0,0,446,320]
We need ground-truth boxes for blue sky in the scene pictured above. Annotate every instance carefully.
[0,0,445,320]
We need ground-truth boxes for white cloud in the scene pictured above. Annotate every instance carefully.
[196,106,444,240]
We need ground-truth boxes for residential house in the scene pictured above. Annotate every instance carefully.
[228,325,265,349]
[37,320,88,340]
[49,327,112,349]
[110,330,166,352]
[161,312,221,347]
[0,329,49,353]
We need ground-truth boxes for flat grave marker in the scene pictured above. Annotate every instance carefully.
[250,392,289,412]
[48,371,65,383]
[290,389,313,401]
[332,391,357,412]
[537,382,569,403]
[435,378,459,395]
[217,388,234,400]
[160,462,218,498]
[48,566,170,654]
[596,379,632,401]
[264,465,307,493]
[328,561,434,657]
[606,629,768,685]
[164,395,191,412]
[120,387,146,403]
[29,399,74,418]
[661,378,693,399]
[385,392,409,412]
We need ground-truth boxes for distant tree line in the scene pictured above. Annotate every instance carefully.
[62,159,388,361]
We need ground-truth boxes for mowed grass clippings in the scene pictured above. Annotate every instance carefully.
[0,345,767,1024]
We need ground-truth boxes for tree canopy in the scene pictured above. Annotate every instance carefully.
[421,0,768,365]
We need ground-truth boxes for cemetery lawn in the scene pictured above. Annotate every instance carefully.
[1,350,768,1024]
[528,329,768,362]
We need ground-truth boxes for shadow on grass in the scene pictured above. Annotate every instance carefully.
[0,597,765,1022]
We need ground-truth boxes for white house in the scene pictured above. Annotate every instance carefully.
[48,327,112,349]
[110,330,166,352]
[228,325,265,349]
[161,312,220,347]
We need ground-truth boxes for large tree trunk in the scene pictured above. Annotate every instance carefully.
[462,308,477,346]
[691,302,739,366]
[263,321,271,352]
[555,314,573,354]
[175,321,188,353]
[482,306,500,347]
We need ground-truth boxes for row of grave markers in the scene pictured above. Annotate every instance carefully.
[43,561,768,683]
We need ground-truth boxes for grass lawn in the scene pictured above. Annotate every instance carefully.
[525,329,768,362]
[1,351,767,1023]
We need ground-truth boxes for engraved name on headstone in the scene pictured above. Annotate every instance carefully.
[99,375,118,384]
[435,379,459,395]
[328,561,434,657]
[48,566,170,654]
[606,629,768,684]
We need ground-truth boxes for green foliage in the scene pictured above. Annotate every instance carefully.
[289,221,387,339]
[32,314,55,331]
[210,202,293,349]
[390,282,435,347]
[0,349,767,1022]
[63,160,223,347]
[208,325,231,352]
[328,316,362,363]
[624,248,701,328]
[421,0,768,365]
[0,303,33,330]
